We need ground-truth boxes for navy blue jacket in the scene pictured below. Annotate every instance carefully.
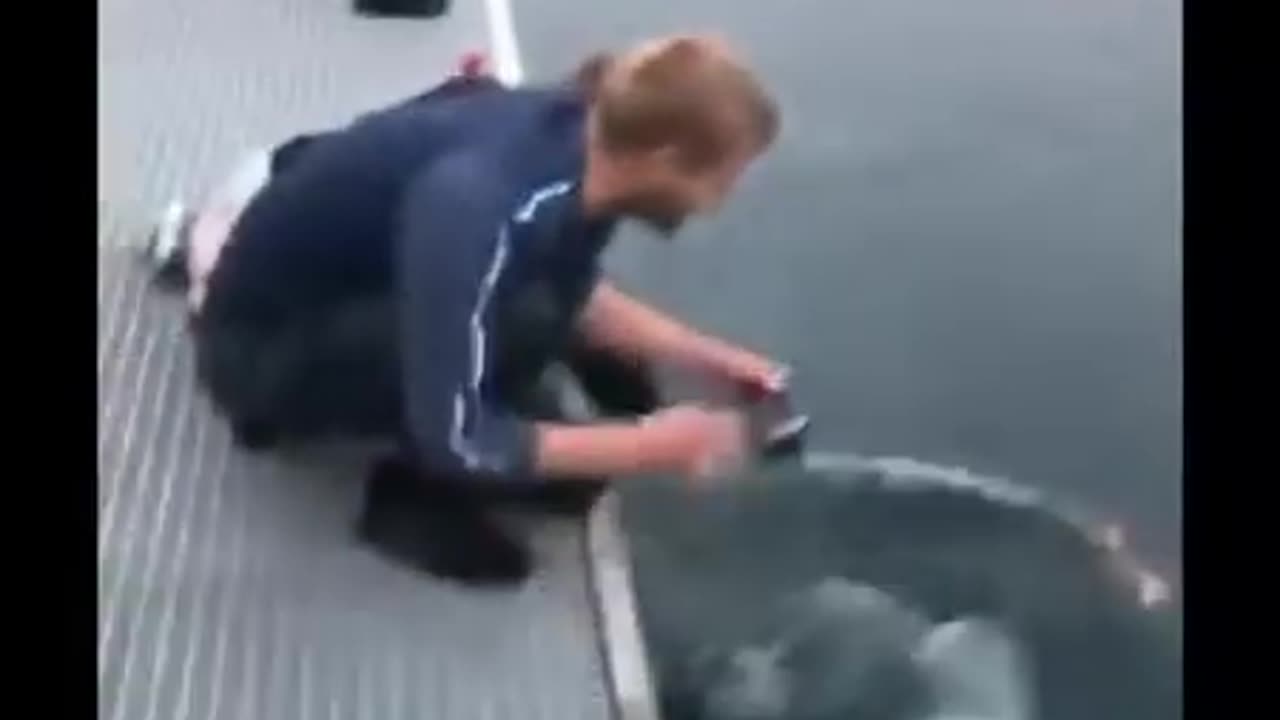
[203,82,616,478]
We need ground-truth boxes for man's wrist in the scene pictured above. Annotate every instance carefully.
[581,282,731,374]
[533,420,671,479]
[679,331,742,377]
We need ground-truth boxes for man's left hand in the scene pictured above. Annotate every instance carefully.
[579,283,790,395]
[706,345,790,396]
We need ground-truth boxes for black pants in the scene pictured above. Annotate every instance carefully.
[194,297,660,446]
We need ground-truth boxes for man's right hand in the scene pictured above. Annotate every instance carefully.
[639,404,750,481]
[534,403,749,482]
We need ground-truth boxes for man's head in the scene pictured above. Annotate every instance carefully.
[579,34,779,236]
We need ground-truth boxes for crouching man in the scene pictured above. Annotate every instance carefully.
[149,34,787,585]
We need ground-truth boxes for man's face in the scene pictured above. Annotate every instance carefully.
[613,143,757,237]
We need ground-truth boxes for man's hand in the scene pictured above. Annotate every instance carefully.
[701,345,790,397]
[640,404,750,481]
[534,404,749,482]
[578,282,789,394]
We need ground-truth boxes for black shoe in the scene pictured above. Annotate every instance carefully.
[497,479,609,517]
[353,0,449,19]
[436,470,608,517]
[356,457,533,586]
[142,200,195,290]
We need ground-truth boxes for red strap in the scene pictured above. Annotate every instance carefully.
[458,51,489,79]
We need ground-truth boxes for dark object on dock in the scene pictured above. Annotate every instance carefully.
[354,0,449,19]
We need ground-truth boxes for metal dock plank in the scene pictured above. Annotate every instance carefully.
[97,0,615,717]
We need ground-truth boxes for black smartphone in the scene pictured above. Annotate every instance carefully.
[740,385,810,459]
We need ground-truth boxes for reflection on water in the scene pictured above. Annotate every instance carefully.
[916,616,1031,720]
[695,578,1033,720]
[620,460,1181,720]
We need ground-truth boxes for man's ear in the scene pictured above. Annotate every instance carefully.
[575,52,614,99]
[646,144,690,176]
[608,144,671,180]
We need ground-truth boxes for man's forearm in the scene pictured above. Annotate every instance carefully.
[577,281,730,370]
[533,421,670,479]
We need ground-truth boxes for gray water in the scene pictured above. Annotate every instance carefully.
[697,579,1034,720]
[619,468,1182,720]
[516,0,1181,571]
[513,2,1181,717]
